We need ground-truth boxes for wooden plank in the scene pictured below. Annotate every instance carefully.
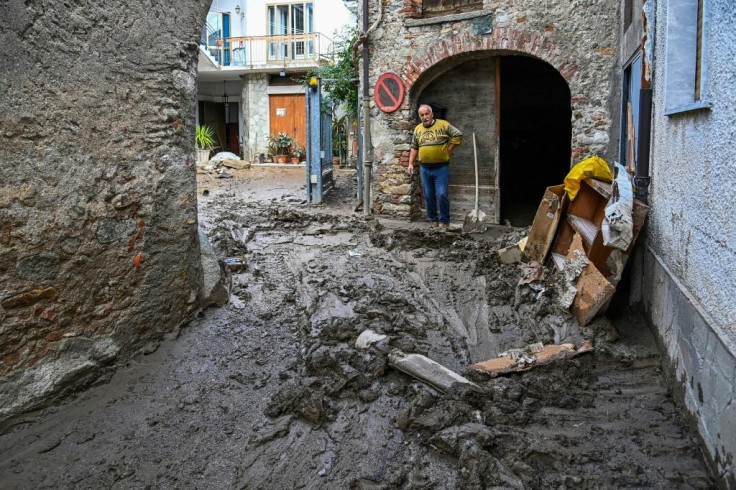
[524,184,565,263]
[567,215,598,248]
[626,102,635,175]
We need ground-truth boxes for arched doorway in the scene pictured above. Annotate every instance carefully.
[412,54,571,226]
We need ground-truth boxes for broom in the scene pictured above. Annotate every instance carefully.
[463,133,488,232]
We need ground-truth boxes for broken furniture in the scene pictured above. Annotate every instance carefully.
[549,178,649,283]
[524,177,649,326]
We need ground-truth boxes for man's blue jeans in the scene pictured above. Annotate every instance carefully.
[420,163,450,224]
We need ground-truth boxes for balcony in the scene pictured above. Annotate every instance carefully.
[200,32,335,71]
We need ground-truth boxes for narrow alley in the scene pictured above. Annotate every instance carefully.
[0,168,712,488]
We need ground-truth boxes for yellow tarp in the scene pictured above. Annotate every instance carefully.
[564,156,613,200]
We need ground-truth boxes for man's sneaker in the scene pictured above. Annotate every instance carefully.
[439,223,449,230]
[429,221,438,228]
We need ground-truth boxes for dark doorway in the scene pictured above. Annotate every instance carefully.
[198,100,240,155]
[499,56,571,226]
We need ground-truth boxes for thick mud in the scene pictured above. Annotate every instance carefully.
[0,168,713,488]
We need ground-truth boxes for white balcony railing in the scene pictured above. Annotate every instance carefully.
[201,32,335,69]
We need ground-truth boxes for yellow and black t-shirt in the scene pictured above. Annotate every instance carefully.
[410,119,463,165]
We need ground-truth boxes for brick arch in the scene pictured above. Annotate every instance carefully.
[400,28,579,92]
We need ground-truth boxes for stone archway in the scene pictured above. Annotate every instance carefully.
[0,0,213,420]
[401,29,579,92]
[370,23,617,219]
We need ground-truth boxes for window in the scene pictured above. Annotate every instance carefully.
[621,52,642,169]
[267,2,314,60]
[664,0,710,114]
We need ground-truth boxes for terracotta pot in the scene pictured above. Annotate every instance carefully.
[276,155,289,164]
[291,157,300,164]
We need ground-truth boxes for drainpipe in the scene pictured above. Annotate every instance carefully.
[361,0,372,216]
[635,88,652,204]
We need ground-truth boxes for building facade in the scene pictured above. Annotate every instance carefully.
[622,0,736,486]
[197,0,355,160]
[362,0,620,225]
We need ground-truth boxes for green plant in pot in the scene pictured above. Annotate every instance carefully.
[196,124,215,165]
[268,133,293,164]
[291,142,304,164]
[266,139,279,162]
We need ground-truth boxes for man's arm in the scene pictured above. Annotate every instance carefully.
[447,124,463,147]
[408,148,418,175]
[408,129,419,174]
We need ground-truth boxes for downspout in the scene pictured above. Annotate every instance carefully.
[636,0,656,204]
[635,88,652,204]
[361,0,372,215]
[357,0,383,216]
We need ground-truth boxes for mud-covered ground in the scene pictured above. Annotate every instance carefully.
[0,167,713,488]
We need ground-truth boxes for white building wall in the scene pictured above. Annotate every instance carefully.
[644,0,736,485]
[649,0,736,330]
[243,0,353,38]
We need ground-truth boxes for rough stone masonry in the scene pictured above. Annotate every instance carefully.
[363,0,621,217]
[0,0,212,419]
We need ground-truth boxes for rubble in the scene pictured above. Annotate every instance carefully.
[355,329,388,350]
[0,169,710,490]
[198,229,230,306]
[494,237,527,264]
[388,350,479,393]
[468,342,593,378]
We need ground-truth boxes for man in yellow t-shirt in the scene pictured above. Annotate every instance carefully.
[407,104,463,229]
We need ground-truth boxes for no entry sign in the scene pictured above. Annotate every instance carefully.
[374,73,405,113]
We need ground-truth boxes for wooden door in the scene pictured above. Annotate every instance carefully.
[269,94,306,149]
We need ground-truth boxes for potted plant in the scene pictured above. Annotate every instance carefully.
[291,142,304,164]
[268,133,292,164]
[266,139,279,162]
[196,124,215,166]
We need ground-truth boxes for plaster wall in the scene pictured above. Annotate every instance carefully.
[0,0,209,420]
[361,0,621,216]
[648,0,736,330]
[643,0,736,484]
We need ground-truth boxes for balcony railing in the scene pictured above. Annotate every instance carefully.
[201,32,335,69]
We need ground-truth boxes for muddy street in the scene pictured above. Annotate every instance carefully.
[0,167,712,488]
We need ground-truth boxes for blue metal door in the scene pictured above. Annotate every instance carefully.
[305,79,334,203]
[222,13,231,66]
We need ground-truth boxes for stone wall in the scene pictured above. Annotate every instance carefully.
[641,0,736,485]
[362,0,621,217]
[241,74,270,161]
[0,0,209,420]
